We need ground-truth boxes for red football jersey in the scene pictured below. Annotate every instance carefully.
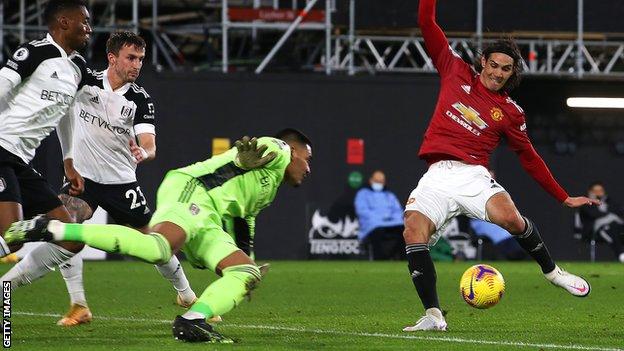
[417,0,568,202]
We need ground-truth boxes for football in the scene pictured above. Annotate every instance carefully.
[460,264,505,309]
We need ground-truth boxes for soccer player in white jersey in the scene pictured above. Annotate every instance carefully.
[1,32,199,326]
[0,1,90,262]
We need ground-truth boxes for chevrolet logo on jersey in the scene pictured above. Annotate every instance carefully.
[452,102,489,130]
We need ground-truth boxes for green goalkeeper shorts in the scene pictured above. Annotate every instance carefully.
[149,171,240,271]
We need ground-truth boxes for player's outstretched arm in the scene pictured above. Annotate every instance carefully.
[516,148,600,209]
[563,196,601,208]
[418,0,449,61]
[234,136,277,170]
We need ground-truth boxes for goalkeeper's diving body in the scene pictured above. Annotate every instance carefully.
[5,128,312,343]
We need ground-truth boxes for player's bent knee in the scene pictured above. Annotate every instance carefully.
[144,233,173,265]
[497,215,525,235]
[222,264,262,292]
[403,211,433,244]
[59,194,93,223]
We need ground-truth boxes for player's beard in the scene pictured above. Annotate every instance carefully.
[71,33,90,52]
[125,71,139,83]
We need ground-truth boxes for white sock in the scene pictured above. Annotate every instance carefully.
[1,243,74,289]
[181,311,205,320]
[47,220,67,241]
[425,307,445,321]
[0,236,10,257]
[155,255,196,302]
[59,254,87,307]
[619,253,624,263]
[14,248,26,260]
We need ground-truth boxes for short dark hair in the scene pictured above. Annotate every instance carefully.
[106,31,146,55]
[474,38,524,93]
[44,0,87,25]
[274,128,312,148]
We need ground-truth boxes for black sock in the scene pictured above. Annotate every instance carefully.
[514,217,556,273]
[406,244,439,310]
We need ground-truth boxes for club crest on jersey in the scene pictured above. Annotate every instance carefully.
[451,102,489,130]
[189,203,200,215]
[490,107,504,122]
[121,106,133,119]
[12,47,29,61]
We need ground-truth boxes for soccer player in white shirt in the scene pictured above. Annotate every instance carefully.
[0,0,90,270]
[1,32,198,326]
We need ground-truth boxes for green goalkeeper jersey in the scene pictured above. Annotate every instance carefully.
[173,137,291,235]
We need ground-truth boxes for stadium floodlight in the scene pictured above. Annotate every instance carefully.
[566,97,624,109]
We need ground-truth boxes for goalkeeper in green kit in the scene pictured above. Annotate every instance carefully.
[5,128,312,343]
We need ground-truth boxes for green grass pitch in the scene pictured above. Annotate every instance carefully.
[3,260,623,350]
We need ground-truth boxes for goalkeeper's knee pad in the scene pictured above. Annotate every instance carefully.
[222,264,262,291]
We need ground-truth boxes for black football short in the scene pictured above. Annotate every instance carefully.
[0,146,62,218]
[61,178,151,228]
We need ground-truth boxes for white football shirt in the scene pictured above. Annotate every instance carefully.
[0,34,84,163]
[70,68,156,184]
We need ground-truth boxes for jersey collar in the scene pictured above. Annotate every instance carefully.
[46,33,70,58]
[103,69,131,95]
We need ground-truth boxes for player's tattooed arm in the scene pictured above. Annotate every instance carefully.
[59,194,93,223]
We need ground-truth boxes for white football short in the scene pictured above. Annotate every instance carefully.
[405,160,506,245]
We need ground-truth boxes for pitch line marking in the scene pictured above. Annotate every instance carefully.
[14,311,623,351]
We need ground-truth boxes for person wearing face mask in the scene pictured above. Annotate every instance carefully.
[574,182,624,263]
[354,170,405,260]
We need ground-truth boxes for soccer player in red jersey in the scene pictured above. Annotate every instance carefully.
[403,0,600,331]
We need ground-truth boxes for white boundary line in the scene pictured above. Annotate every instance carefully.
[14,311,623,351]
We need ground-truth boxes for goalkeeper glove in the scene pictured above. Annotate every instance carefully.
[234,136,277,170]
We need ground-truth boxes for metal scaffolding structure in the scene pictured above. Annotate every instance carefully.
[329,0,624,78]
[1,0,624,78]
[329,35,624,78]
[0,0,140,63]
[220,0,333,74]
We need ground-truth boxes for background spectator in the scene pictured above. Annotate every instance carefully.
[574,182,624,262]
[354,170,404,260]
